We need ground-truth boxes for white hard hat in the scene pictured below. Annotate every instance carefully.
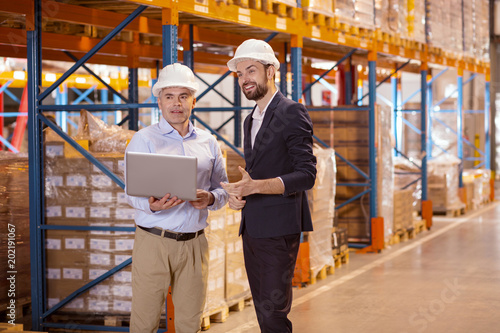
[227,39,280,72]
[152,63,199,97]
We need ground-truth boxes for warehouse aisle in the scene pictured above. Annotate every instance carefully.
[208,202,500,333]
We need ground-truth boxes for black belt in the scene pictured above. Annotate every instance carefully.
[138,225,204,241]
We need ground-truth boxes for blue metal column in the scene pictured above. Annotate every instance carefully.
[457,70,464,187]
[392,76,399,155]
[427,72,433,156]
[234,77,241,147]
[368,60,377,220]
[421,66,428,201]
[290,35,302,102]
[162,9,178,65]
[485,79,491,170]
[280,43,288,95]
[128,67,139,131]
[101,89,109,123]
[113,93,122,124]
[27,0,44,329]
[100,88,109,123]
[183,24,194,69]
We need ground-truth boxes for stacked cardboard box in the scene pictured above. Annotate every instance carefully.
[44,140,134,315]
[332,227,348,256]
[393,189,414,231]
[336,0,375,29]
[310,108,372,241]
[375,0,426,44]
[427,155,464,213]
[302,0,334,16]
[0,152,31,309]
[307,147,336,277]
[224,209,250,303]
[204,209,227,313]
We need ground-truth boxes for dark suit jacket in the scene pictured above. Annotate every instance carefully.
[239,91,317,238]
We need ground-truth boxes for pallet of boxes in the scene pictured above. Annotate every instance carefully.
[201,144,251,330]
[43,110,141,329]
[0,152,31,324]
[310,104,394,247]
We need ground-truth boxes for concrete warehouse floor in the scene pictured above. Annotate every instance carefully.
[208,201,500,333]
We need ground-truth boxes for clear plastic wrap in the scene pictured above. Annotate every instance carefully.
[375,0,402,35]
[463,168,491,209]
[427,154,465,211]
[426,0,451,51]
[302,0,334,16]
[224,208,250,303]
[44,140,135,316]
[377,105,394,241]
[0,152,30,308]
[307,146,336,277]
[336,0,375,29]
[76,110,136,153]
[394,156,422,212]
[205,210,227,313]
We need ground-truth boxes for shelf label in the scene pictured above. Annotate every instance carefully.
[399,47,405,57]
[383,44,389,53]
[239,8,250,16]
[429,55,435,62]
[194,5,208,14]
[238,14,251,24]
[360,40,367,48]
[338,34,346,44]
[415,51,420,59]
[276,18,286,30]
[312,26,321,39]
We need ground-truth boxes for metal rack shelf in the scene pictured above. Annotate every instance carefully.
[0,0,490,331]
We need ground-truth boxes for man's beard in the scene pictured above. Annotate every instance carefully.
[242,81,268,101]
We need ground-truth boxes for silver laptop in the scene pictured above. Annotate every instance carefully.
[125,151,197,201]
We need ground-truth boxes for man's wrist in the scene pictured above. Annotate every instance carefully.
[208,192,215,206]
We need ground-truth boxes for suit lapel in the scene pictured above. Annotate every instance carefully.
[251,91,282,156]
[243,106,256,168]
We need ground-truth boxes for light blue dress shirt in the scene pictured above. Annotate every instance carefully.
[125,117,229,232]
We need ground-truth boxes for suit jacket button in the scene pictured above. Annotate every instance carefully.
[249,169,252,173]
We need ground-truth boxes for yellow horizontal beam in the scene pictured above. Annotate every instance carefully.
[0,0,490,74]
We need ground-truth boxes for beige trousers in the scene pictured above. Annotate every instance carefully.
[130,226,208,333]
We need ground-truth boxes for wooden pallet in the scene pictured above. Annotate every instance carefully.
[334,249,349,268]
[201,306,229,331]
[412,218,426,236]
[0,297,31,320]
[309,265,335,285]
[302,9,334,28]
[261,0,297,19]
[49,313,132,331]
[388,228,410,245]
[434,207,466,217]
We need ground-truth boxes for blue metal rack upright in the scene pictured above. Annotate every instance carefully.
[27,2,155,331]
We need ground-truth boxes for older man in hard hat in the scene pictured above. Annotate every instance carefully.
[125,63,228,333]
[222,39,317,332]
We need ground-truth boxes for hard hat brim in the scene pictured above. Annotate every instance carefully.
[227,56,280,72]
[152,82,199,97]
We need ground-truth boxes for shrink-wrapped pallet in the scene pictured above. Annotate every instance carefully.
[307,146,336,277]
[427,154,464,212]
[336,0,375,29]
[0,152,31,311]
[302,0,335,16]
[205,210,227,313]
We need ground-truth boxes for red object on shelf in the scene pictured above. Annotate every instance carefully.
[10,83,28,152]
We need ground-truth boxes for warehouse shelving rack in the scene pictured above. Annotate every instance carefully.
[0,0,490,331]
